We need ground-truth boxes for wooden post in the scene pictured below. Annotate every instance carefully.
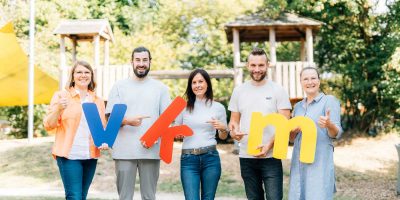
[233,28,243,86]
[93,35,101,97]
[72,38,77,63]
[296,62,303,98]
[289,62,296,98]
[269,28,277,81]
[103,39,110,99]
[59,36,67,90]
[300,38,306,62]
[306,27,314,66]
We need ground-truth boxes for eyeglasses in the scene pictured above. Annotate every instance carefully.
[74,71,91,75]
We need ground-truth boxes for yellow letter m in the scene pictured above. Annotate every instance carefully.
[247,113,317,163]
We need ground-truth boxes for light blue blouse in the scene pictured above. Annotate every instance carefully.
[175,98,227,149]
[288,93,343,200]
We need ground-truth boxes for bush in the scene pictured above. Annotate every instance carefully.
[0,105,47,139]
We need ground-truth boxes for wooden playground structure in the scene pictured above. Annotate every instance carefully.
[53,13,323,101]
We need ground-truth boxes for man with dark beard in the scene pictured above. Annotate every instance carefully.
[106,46,171,200]
[228,48,291,200]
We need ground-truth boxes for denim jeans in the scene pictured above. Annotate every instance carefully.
[239,158,283,200]
[180,150,221,200]
[56,156,97,200]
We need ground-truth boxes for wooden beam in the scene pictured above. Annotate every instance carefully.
[59,36,67,90]
[72,38,77,63]
[149,69,235,79]
[300,38,305,61]
[103,40,110,99]
[269,28,277,64]
[306,27,314,64]
[233,28,240,67]
[93,35,101,96]
[226,25,321,43]
[233,28,243,86]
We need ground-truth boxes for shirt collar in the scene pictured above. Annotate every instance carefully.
[67,87,96,99]
[301,92,325,108]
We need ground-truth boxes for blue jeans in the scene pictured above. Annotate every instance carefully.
[240,158,283,200]
[180,150,221,200]
[56,156,97,200]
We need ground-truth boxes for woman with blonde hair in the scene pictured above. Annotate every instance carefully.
[43,60,106,200]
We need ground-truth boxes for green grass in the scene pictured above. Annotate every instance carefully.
[216,173,245,197]
[0,141,58,182]
[0,197,106,200]
[0,139,382,199]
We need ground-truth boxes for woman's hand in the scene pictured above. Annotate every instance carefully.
[175,135,185,139]
[206,117,226,130]
[318,109,332,128]
[289,126,301,142]
[57,94,69,111]
[98,143,109,150]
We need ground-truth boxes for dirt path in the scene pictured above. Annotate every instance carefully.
[0,188,245,200]
[0,134,399,199]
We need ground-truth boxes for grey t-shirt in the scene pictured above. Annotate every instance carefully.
[228,80,291,158]
[175,99,227,149]
[106,78,171,159]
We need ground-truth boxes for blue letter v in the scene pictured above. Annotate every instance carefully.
[82,103,127,148]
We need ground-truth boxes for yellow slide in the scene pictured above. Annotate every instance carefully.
[0,22,58,106]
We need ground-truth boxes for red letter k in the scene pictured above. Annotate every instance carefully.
[140,97,193,163]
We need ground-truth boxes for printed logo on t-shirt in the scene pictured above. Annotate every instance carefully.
[265,96,272,100]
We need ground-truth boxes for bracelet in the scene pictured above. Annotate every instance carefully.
[218,128,230,135]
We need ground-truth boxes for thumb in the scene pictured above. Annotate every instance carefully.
[256,145,264,150]
[326,109,331,117]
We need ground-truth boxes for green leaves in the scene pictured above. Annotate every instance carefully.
[286,0,400,133]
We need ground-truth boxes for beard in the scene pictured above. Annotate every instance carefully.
[133,65,150,78]
[250,71,266,82]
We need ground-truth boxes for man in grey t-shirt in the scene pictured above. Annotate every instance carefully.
[106,46,171,200]
[228,48,291,200]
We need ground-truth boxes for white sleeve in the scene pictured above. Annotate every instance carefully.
[276,87,292,110]
[105,83,121,114]
[159,86,171,115]
[228,88,239,112]
[217,103,228,127]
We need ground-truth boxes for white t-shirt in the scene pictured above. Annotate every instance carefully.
[175,99,227,149]
[69,91,91,160]
[228,80,291,158]
[106,78,171,159]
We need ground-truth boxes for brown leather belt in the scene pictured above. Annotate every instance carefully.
[181,145,217,155]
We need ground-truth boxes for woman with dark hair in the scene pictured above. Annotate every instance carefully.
[288,67,343,200]
[43,60,107,200]
[175,68,229,200]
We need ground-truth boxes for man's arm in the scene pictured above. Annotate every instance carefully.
[278,109,291,119]
[229,112,245,141]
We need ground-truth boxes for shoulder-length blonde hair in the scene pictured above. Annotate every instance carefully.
[67,60,96,91]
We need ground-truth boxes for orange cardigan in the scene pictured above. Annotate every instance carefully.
[43,87,106,159]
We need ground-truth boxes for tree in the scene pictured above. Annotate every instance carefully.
[0,0,265,137]
[0,105,47,138]
[261,0,400,134]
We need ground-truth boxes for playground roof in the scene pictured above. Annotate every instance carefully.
[225,12,323,42]
[0,22,58,106]
[53,19,114,42]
